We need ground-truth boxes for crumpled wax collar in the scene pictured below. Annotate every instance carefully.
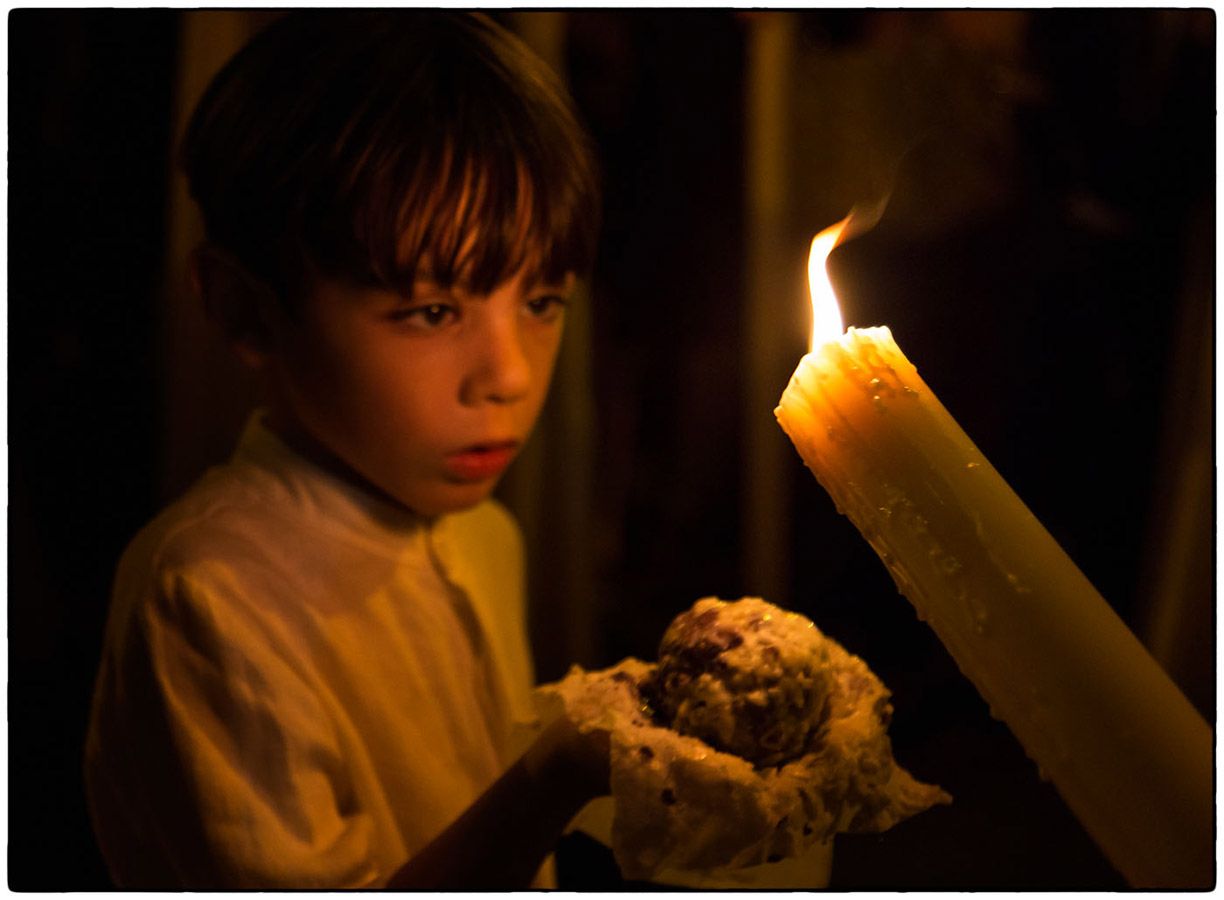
[535,636,950,880]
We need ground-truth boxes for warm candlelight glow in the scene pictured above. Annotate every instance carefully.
[807,216,850,351]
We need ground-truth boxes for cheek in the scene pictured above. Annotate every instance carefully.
[344,349,456,436]
[526,327,564,391]
[284,329,446,438]
[289,339,377,422]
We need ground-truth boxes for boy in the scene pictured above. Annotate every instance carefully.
[84,11,607,889]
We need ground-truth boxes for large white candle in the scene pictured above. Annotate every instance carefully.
[775,216,1212,888]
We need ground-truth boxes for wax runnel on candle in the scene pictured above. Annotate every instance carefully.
[775,326,1212,889]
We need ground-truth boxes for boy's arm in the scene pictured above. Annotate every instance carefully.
[385,715,610,889]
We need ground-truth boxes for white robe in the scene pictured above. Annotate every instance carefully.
[85,413,540,888]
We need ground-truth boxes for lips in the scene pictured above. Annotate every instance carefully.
[443,440,520,482]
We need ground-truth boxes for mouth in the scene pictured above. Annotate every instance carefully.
[443,440,521,483]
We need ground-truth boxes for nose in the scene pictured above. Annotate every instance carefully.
[463,316,532,406]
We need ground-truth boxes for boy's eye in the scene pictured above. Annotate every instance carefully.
[391,302,458,330]
[524,294,568,323]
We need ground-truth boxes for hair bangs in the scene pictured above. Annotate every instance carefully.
[347,65,598,297]
[379,158,585,296]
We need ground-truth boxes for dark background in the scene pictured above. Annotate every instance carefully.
[8,9,1214,890]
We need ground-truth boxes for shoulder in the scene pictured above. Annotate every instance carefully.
[99,467,341,719]
[120,467,262,569]
[110,462,308,628]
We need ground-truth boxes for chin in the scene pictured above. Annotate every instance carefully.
[397,480,497,519]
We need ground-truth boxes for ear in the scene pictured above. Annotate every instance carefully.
[189,244,281,369]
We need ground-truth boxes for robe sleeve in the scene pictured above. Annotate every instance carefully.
[87,563,385,889]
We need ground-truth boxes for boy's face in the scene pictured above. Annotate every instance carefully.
[262,266,571,517]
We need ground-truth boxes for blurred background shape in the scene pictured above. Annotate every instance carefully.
[8,9,1213,890]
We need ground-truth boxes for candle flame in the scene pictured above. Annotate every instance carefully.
[808,214,851,351]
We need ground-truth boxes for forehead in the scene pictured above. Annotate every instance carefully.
[408,258,573,297]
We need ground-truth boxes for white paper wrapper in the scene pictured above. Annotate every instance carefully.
[536,624,950,882]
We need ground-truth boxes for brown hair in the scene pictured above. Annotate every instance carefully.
[182,11,600,307]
